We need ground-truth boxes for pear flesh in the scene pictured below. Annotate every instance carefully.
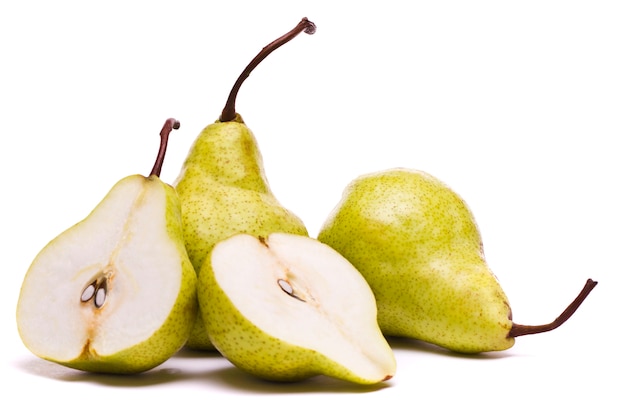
[199,232,396,384]
[16,175,197,373]
[318,168,514,353]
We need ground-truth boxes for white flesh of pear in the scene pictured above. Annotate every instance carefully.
[208,233,396,382]
[17,176,186,363]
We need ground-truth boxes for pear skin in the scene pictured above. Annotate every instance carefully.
[175,116,308,271]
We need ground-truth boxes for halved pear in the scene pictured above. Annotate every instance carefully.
[16,119,197,373]
[198,232,396,384]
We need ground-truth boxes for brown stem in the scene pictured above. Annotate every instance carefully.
[150,118,180,177]
[508,279,598,338]
[219,17,316,122]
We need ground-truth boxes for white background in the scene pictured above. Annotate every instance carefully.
[1,1,624,415]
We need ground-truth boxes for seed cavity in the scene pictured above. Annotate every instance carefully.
[81,271,111,309]
[278,279,305,302]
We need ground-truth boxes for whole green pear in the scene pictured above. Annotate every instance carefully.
[318,168,597,353]
[174,18,315,349]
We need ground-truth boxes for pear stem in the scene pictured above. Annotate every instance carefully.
[150,118,180,177]
[508,279,598,338]
[219,17,316,122]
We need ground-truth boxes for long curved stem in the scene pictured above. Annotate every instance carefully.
[219,17,316,122]
[150,118,180,177]
[508,279,598,338]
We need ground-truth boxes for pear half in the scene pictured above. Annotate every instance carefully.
[16,120,197,373]
[198,233,396,384]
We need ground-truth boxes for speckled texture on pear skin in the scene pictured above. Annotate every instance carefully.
[173,120,308,349]
[174,120,308,272]
[318,169,514,353]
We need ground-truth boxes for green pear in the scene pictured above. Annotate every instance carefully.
[16,119,197,373]
[318,168,597,353]
[198,232,396,384]
[174,18,315,349]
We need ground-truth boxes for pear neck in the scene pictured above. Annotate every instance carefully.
[188,122,271,193]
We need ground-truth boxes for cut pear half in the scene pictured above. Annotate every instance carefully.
[199,232,396,384]
[16,175,197,373]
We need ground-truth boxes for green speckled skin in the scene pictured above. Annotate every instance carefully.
[318,169,514,353]
[174,116,308,349]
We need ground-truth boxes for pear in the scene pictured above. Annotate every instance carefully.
[318,168,597,353]
[174,18,315,349]
[16,119,197,373]
[198,232,396,384]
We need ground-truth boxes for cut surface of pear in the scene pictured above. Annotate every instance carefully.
[198,232,396,384]
[16,120,197,373]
